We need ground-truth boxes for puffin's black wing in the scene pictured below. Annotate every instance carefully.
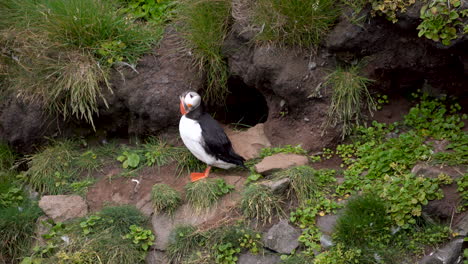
[198,113,245,166]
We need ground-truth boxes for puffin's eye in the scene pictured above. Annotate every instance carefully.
[189,94,193,98]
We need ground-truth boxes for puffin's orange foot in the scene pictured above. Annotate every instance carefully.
[190,172,208,182]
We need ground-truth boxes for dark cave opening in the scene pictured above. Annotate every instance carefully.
[205,77,269,127]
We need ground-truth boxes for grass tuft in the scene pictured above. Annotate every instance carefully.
[0,199,42,263]
[151,184,182,215]
[0,0,157,127]
[333,195,391,249]
[273,166,321,205]
[98,205,148,235]
[177,0,231,104]
[167,225,206,263]
[253,0,341,47]
[240,184,284,224]
[185,178,234,212]
[323,65,376,139]
[174,147,206,177]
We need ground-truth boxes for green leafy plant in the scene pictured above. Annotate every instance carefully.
[238,232,262,254]
[240,184,284,224]
[185,178,234,211]
[80,215,109,235]
[151,183,182,215]
[313,243,362,264]
[177,0,231,104]
[0,186,24,208]
[376,94,389,110]
[119,0,176,23]
[417,0,467,45]
[323,65,376,139]
[124,225,155,251]
[253,0,341,47]
[456,173,468,210]
[117,150,142,169]
[370,0,416,23]
[213,242,240,264]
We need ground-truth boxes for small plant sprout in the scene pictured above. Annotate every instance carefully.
[151,184,182,215]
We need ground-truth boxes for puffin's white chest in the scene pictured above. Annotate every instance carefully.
[179,115,235,169]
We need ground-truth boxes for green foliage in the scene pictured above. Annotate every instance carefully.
[456,173,468,210]
[20,140,103,195]
[0,200,42,263]
[177,0,231,104]
[240,184,284,224]
[253,0,341,47]
[185,178,234,211]
[324,65,376,139]
[0,186,24,208]
[151,183,182,215]
[417,0,467,46]
[213,242,240,264]
[0,0,157,126]
[27,205,150,264]
[167,225,205,264]
[119,0,176,23]
[124,225,155,251]
[0,143,15,170]
[375,94,389,110]
[370,0,416,23]
[334,195,391,249]
[259,145,307,158]
[117,150,142,169]
[144,137,177,167]
[313,243,362,264]
[371,169,452,228]
[274,166,336,205]
[174,147,206,177]
[434,133,468,165]
[404,93,466,139]
[238,231,262,254]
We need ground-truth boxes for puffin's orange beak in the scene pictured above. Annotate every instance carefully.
[180,99,187,115]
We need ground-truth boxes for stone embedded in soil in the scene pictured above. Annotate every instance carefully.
[316,213,339,235]
[254,154,308,175]
[262,219,301,254]
[259,178,290,194]
[146,249,169,264]
[320,234,334,249]
[419,237,465,264]
[237,252,281,264]
[39,195,88,222]
[136,193,153,217]
[453,213,468,236]
[152,176,244,250]
[411,162,461,179]
[226,123,272,160]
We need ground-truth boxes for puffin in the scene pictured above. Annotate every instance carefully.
[179,91,246,182]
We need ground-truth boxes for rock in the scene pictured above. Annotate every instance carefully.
[255,154,308,175]
[34,216,52,247]
[136,193,153,217]
[316,213,339,235]
[262,219,301,254]
[237,252,281,264]
[418,237,465,264]
[152,176,245,250]
[226,124,272,160]
[39,195,88,222]
[259,178,290,194]
[320,234,334,249]
[453,213,468,236]
[411,163,461,179]
[99,27,203,137]
[146,249,169,264]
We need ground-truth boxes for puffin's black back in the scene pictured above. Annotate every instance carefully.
[186,103,245,166]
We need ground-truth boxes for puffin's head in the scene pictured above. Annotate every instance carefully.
[179,91,201,115]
